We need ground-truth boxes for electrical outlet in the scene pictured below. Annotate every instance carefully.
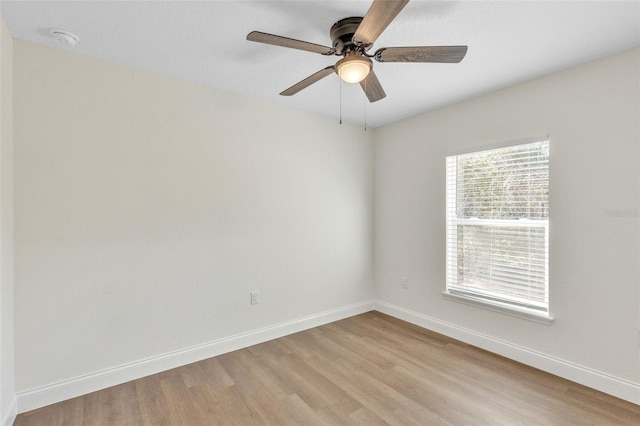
[251,290,260,305]
[401,277,409,289]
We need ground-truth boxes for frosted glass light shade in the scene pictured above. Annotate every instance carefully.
[336,55,372,84]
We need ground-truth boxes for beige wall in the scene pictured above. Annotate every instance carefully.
[14,40,374,392]
[374,47,640,384]
[0,16,16,425]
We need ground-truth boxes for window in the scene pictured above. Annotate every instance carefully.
[444,138,551,323]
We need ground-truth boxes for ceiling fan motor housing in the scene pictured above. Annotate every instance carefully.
[330,17,370,54]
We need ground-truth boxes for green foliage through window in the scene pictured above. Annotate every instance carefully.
[446,139,549,312]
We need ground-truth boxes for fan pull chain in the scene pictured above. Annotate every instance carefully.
[363,78,367,131]
[339,79,343,125]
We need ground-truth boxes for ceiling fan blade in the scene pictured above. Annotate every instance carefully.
[247,31,334,55]
[374,46,468,63]
[280,66,336,96]
[353,0,410,47]
[360,70,386,102]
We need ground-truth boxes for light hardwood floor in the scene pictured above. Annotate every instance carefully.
[15,312,640,425]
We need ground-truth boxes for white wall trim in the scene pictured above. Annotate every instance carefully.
[15,299,639,414]
[1,396,17,426]
[374,300,640,405]
[17,300,375,414]
[442,291,554,325]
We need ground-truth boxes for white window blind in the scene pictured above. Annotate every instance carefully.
[446,139,549,314]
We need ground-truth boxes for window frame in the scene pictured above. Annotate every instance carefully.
[443,137,553,325]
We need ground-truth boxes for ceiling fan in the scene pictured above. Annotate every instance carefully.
[246,0,467,103]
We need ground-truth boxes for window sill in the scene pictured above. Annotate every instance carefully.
[442,291,554,325]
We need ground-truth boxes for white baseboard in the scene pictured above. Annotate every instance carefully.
[17,300,375,414]
[1,396,17,426]
[374,300,640,405]
[16,299,639,415]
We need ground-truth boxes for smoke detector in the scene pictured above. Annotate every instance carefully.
[49,29,79,46]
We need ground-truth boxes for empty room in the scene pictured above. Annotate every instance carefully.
[1,0,639,424]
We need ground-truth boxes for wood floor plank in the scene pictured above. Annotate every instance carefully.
[14,312,640,425]
[78,387,108,425]
[214,385,264,425]
[104,382,144,425]
[258,352,337,412]
[183,383,226,424]
[217,348,291,402]
[134,375,172,425]
[349,406,389,425]
[305,355,441,425]
[240,387,300,426]
[315,405,357,425]
[178,356,234,390]
[280,394,326,425]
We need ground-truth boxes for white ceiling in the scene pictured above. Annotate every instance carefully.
[2,0,640,128]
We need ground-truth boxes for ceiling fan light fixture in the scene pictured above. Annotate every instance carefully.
[336,54,372,84]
